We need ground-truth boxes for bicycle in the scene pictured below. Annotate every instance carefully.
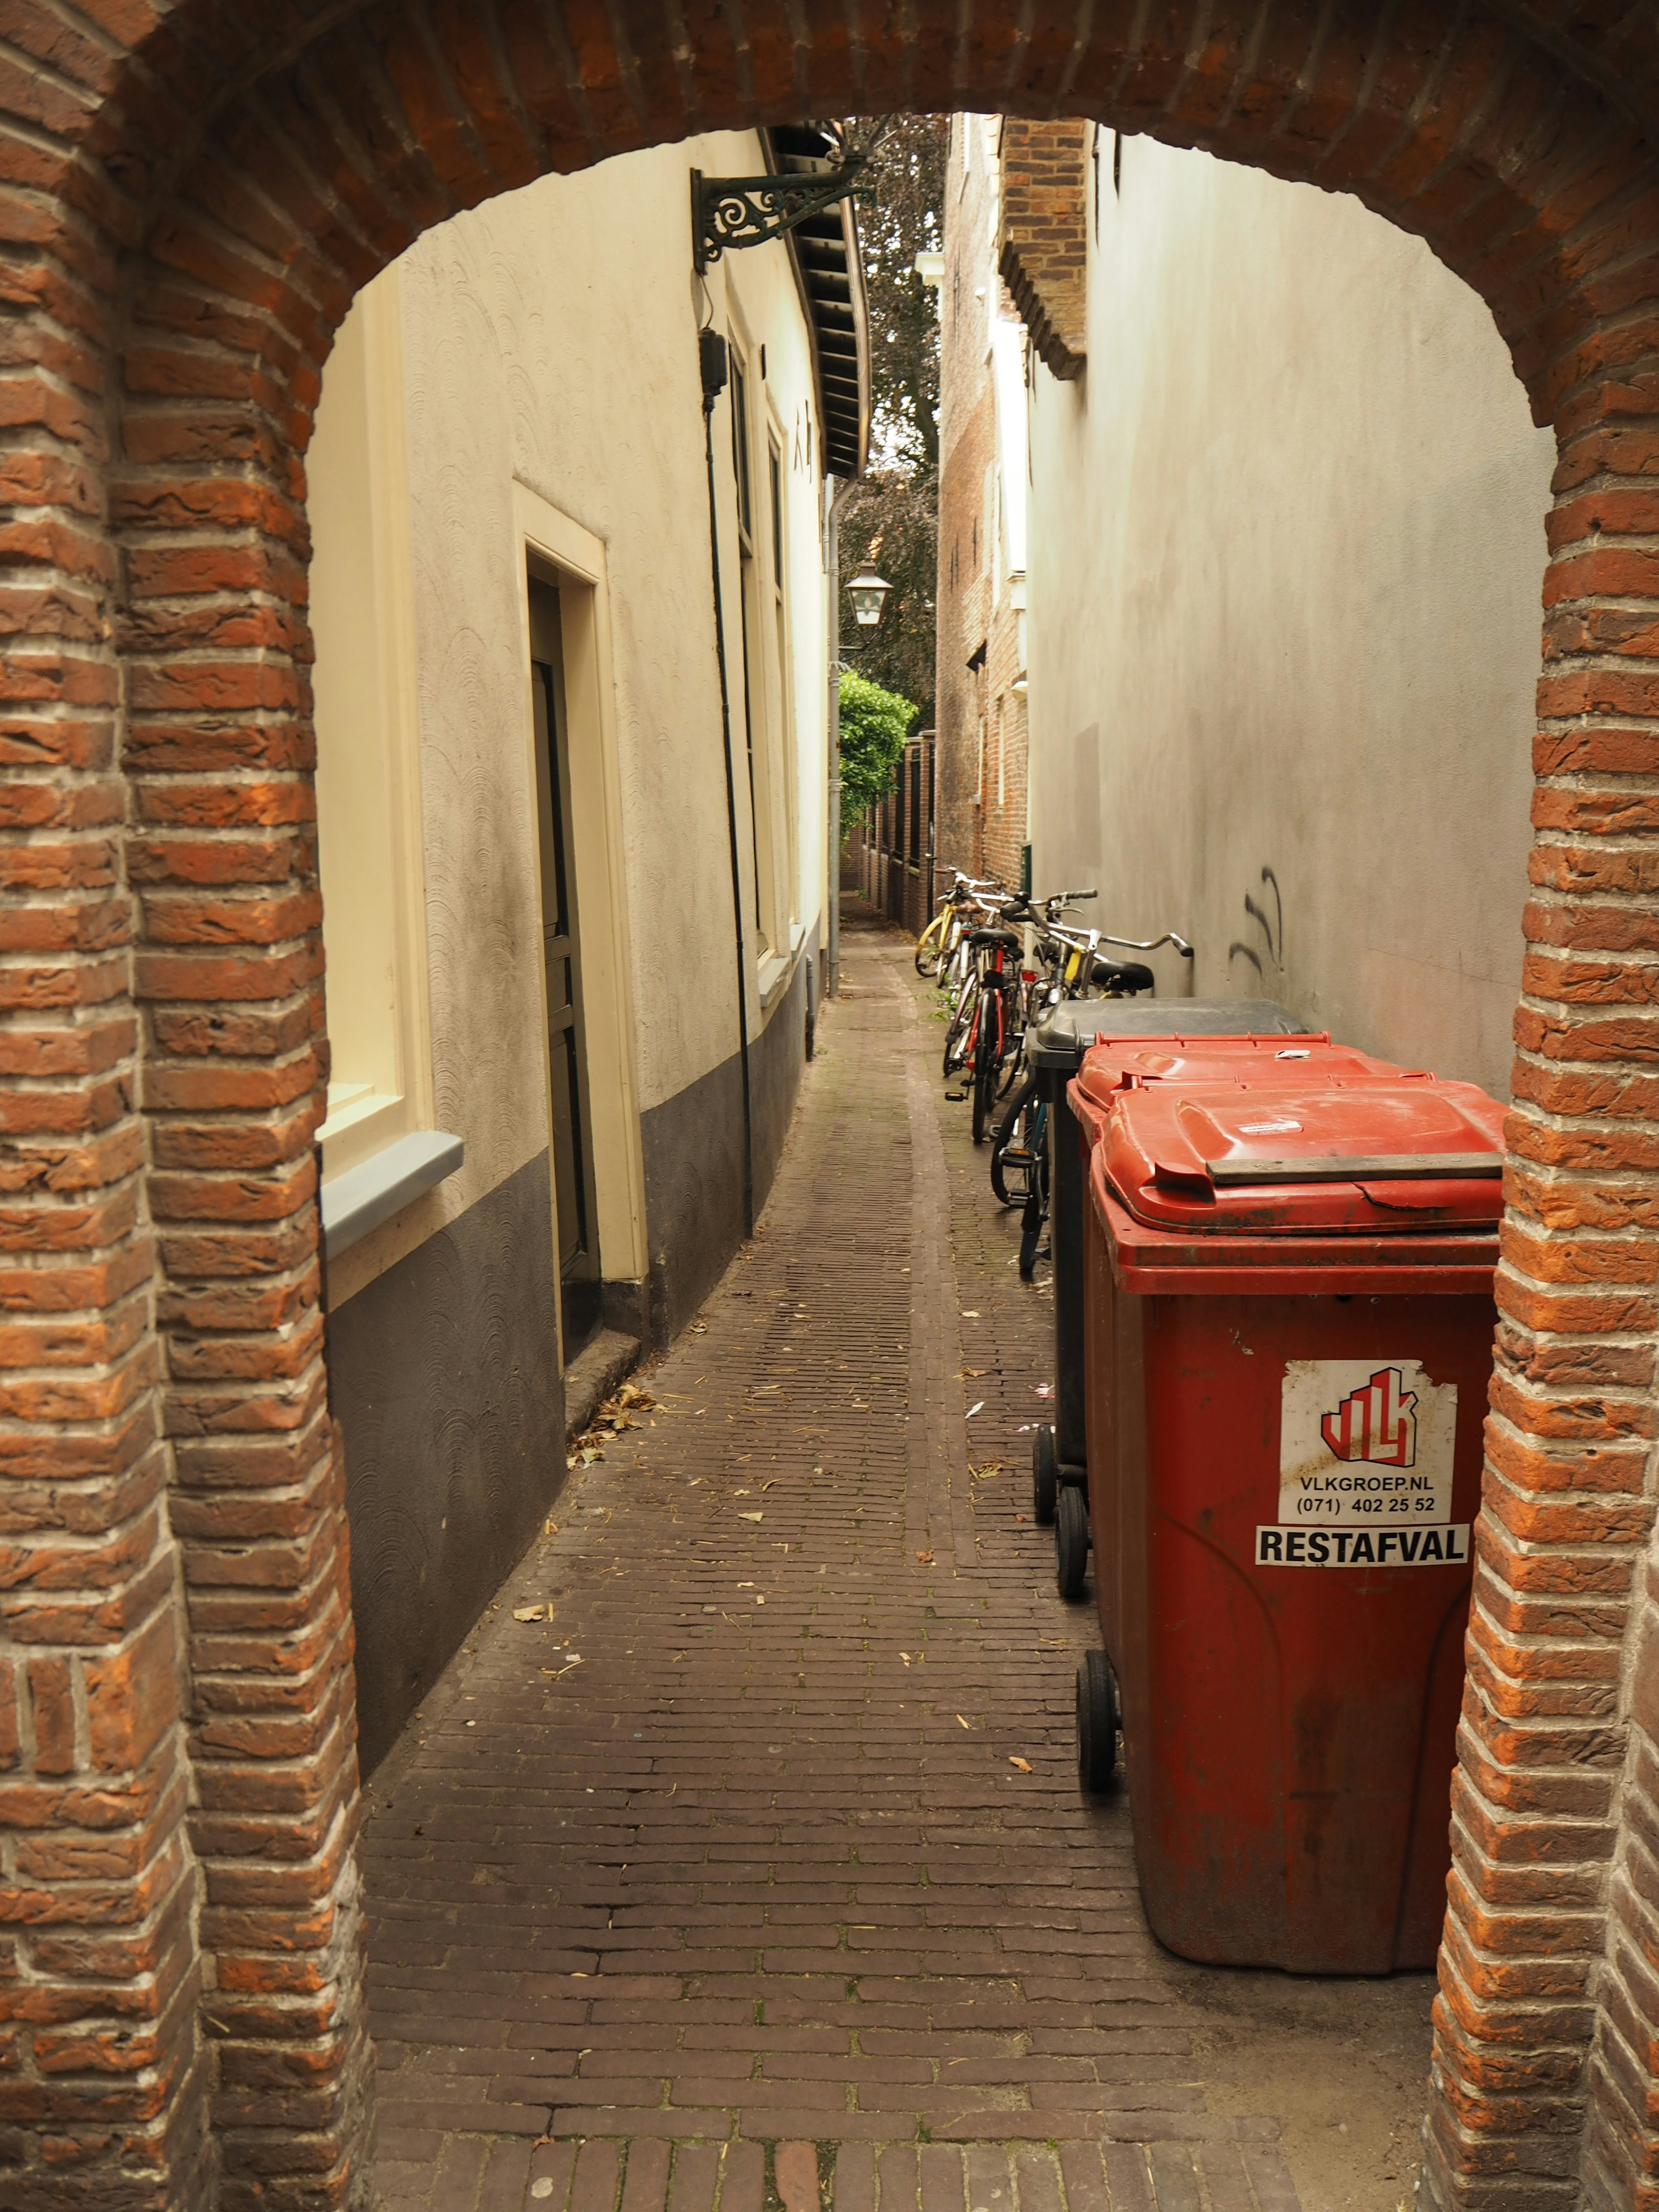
[976,892,1103,1109]
[990,936,1145,1265]
[948,888,1098,1140]
[940,888,1016,1079]
[950,919,1023,1142]
[992,925,1194,1278]
[916,873,1001,979]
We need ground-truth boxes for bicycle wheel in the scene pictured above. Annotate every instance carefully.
[971,990,1004,1144]
[991,1078,1040,1206]
[915,912,945,976]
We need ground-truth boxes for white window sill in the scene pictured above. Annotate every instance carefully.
[320,1129,464,1262]
[758,923,807,1014]
[317,1084,410,1181]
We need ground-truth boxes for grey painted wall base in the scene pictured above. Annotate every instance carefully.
[329,1148,564,1777]
[332,959,809,1768]
[641,947,808,1344]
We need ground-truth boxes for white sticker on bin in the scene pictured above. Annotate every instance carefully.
[1278,1358,1457,1529]
[1256,1524,1470,1567]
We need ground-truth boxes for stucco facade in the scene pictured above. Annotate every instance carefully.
[935,116,1031,896]
[1024,136,1555,1101]
[305,137,853,1767]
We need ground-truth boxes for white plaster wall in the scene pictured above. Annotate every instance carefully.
[400,134,826,1126]
[311,136,829,1299]
[1026,137,1555,1101]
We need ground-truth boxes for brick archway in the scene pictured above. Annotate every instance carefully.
[6,5,1659,2206]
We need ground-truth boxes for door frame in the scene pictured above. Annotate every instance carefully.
[512,480,650,1358]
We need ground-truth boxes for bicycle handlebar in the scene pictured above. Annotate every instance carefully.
[1095,929,1195,958]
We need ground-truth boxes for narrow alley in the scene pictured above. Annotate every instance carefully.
[360,911,1433,2212]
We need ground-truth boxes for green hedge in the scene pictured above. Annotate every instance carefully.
[839,669,918,836]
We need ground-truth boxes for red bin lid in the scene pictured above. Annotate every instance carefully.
[1074,1034,1406,1112]
[1104,1077,1507,1235]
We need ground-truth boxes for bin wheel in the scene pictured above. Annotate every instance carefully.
[1077,1650,1121,1793]
[1033,1424,1058,1526]
[1055,1482,1090,1601]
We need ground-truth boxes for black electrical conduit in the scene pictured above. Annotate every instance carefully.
[699,326,756,1240]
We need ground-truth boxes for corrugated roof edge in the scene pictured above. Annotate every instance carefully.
[765,127,872,481]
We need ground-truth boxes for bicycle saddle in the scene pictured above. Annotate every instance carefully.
[967,926,1022,950]
[1094,957,1155,994]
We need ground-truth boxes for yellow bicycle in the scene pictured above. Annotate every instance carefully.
[915,872,1001,979]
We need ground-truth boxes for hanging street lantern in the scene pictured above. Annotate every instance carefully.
[846,561,893,629]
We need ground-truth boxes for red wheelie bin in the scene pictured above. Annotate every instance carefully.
[1044,1030,1404,1598]
[1073,1069,1503,1973]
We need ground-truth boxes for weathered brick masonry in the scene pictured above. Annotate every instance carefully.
[998,118,1090,381]
[3,5,1659,2209]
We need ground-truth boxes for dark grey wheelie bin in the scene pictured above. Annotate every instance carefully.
[1028,1001,1307,1594]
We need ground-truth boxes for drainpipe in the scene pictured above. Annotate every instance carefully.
[826,477,854,997]
[699,327,755,1239]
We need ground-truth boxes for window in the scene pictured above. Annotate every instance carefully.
[729,346,769,949]
[768,436,799,923]
[727,334,797,973]
[308,272,435,1185]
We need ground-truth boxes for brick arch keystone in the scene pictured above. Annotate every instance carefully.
[3,3,1659,2207]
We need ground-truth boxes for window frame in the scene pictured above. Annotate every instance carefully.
[309,268,435,1185]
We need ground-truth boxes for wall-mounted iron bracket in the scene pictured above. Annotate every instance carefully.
[691,156,866,274]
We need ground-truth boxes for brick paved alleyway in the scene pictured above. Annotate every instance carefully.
[360,912,1427,2212]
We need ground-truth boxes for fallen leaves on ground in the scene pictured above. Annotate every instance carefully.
[512,1603,551,1623]
[915,1550,934,1565]
[738,1511,763,1522]
[956,1714,971,1729]
[1008,1756,1033,1773]
[566,1381,658,1468]
[969,1461,1007,1481]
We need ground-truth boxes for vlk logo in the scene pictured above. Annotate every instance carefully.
[1278,1358,1457,1531]
[1319,1366,1417,1468]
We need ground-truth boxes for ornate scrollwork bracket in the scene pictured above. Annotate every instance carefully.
[691,156,867,275]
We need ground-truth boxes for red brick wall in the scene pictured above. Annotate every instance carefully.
[936,117,1029,902]
[998,118,1090,381]
[3,7,1659,2208]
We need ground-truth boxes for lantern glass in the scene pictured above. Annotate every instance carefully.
[846,563,892,629]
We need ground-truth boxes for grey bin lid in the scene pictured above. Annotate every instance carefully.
[1029,998,1308,1074]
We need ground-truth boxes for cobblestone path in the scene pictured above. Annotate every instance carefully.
[361,912,1304,2212]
